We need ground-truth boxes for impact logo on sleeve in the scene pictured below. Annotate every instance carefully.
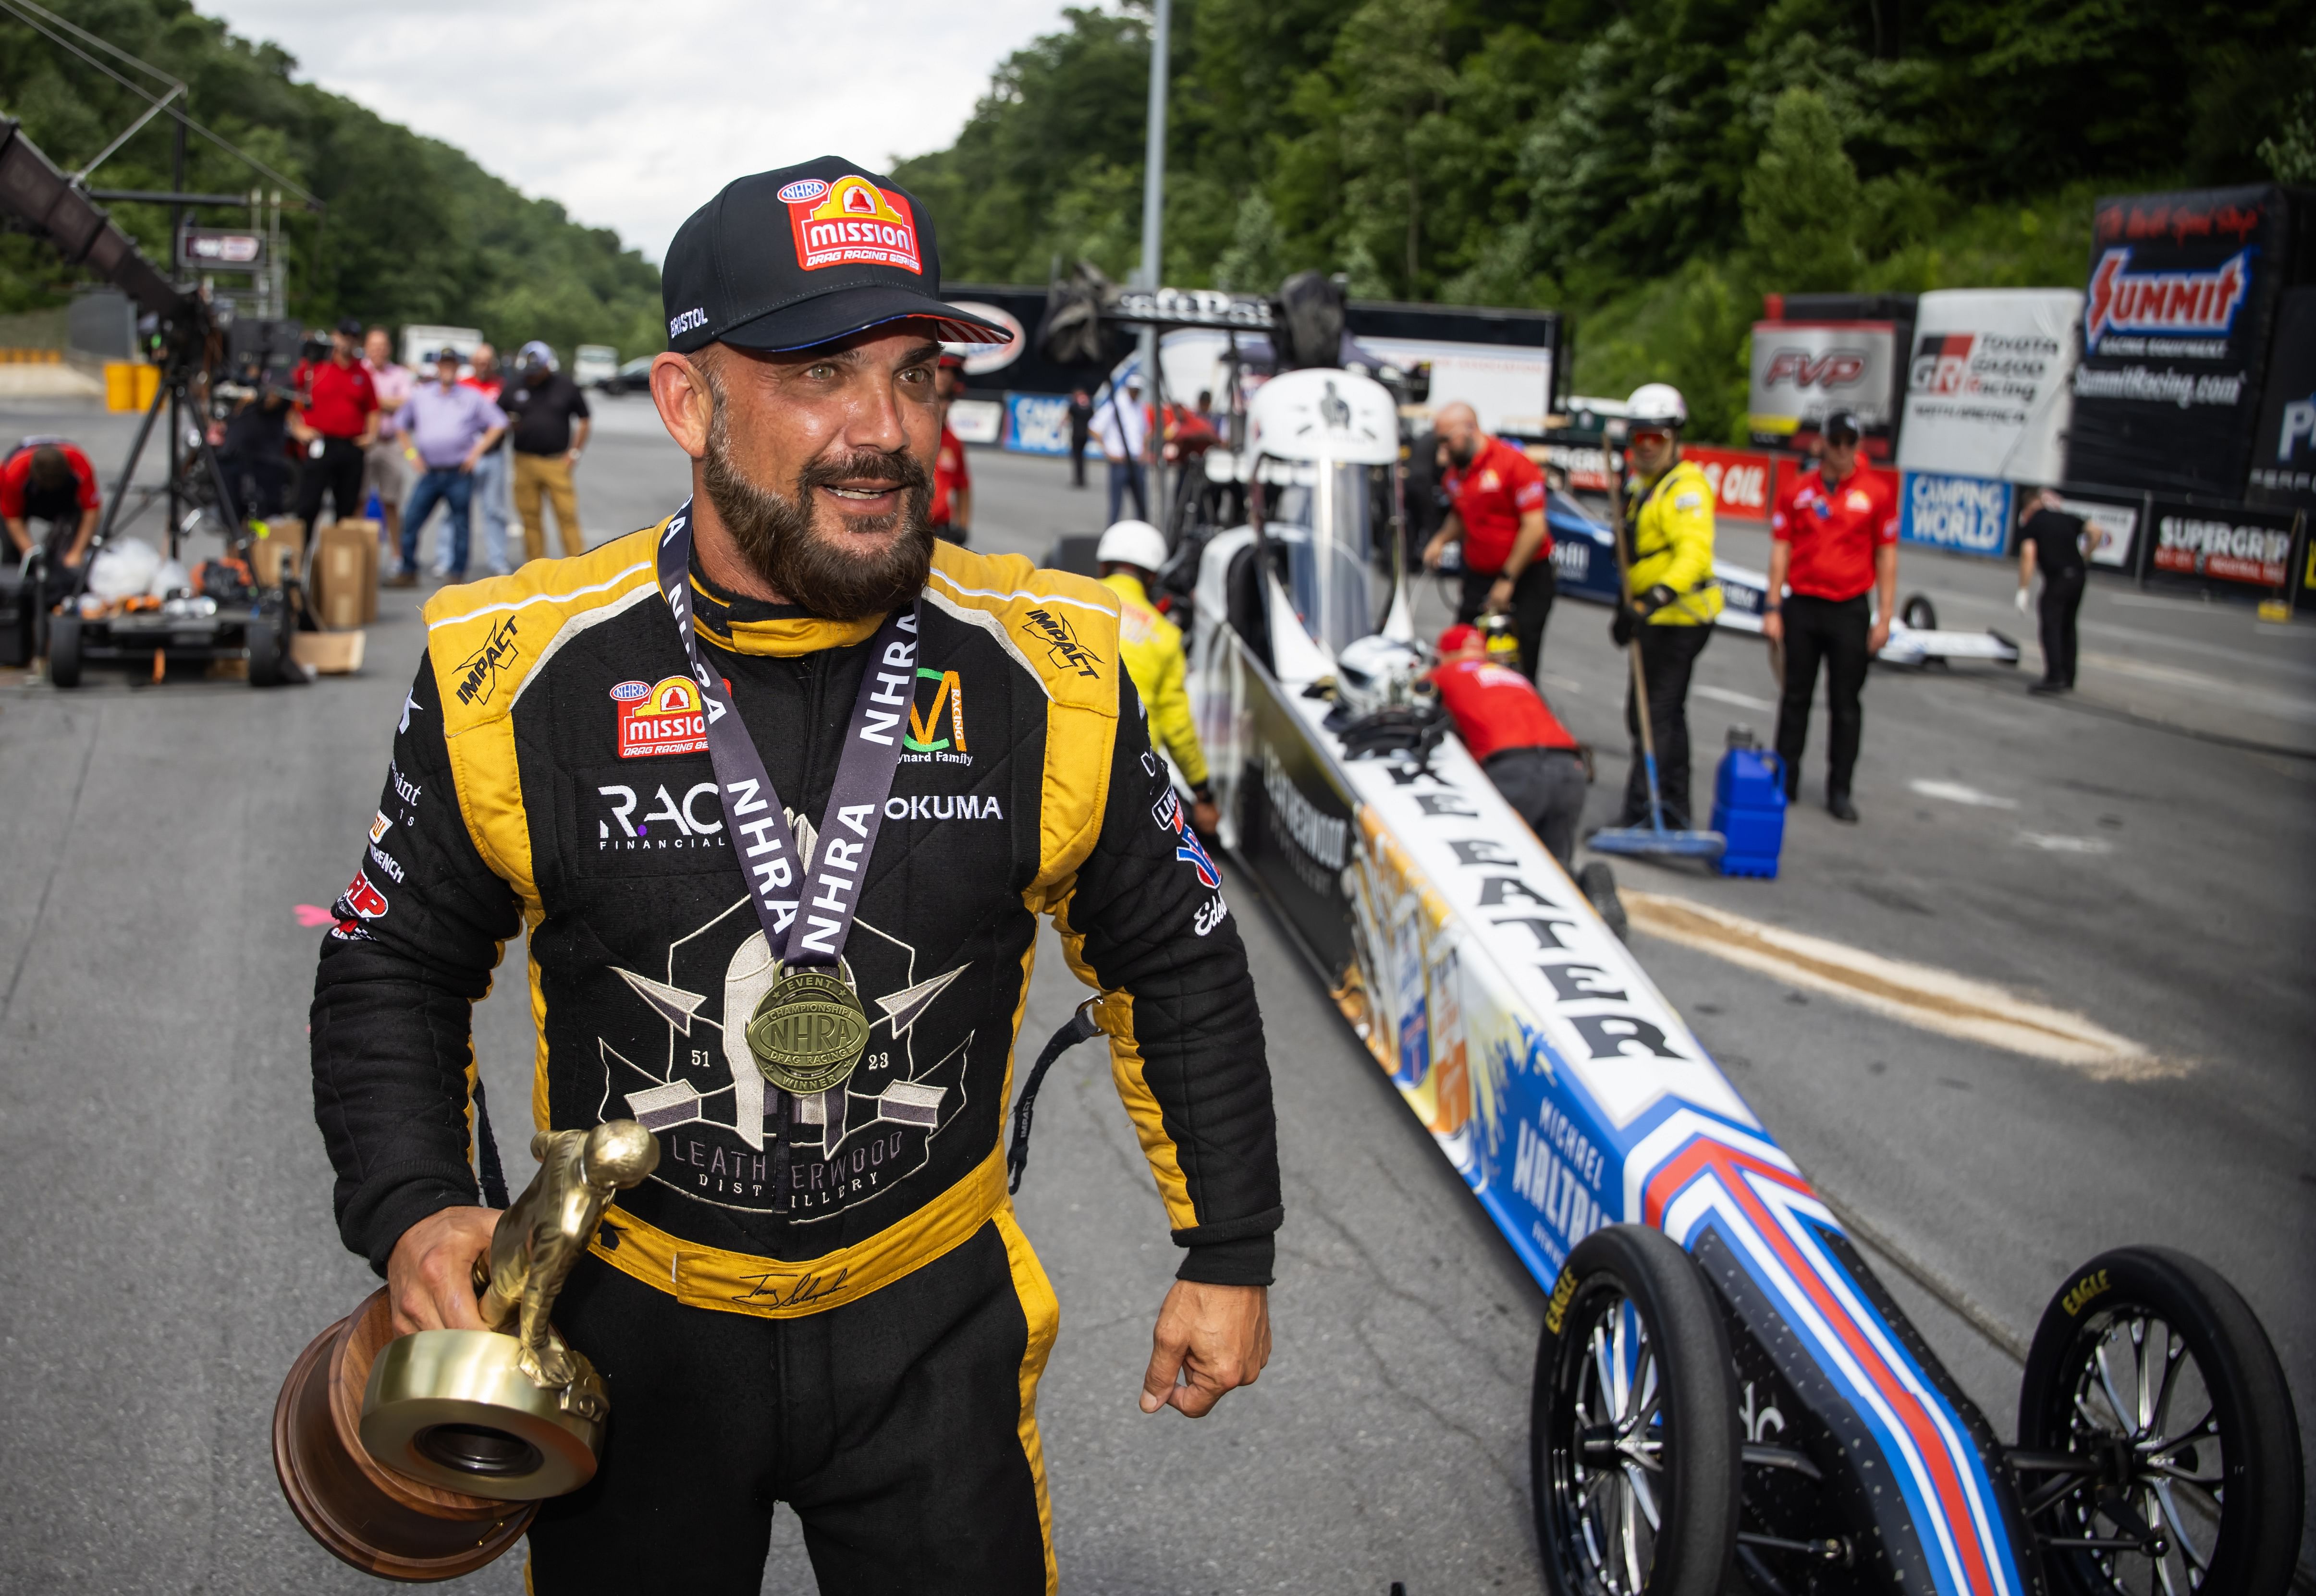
[785,176,923,275]
[1021,608,1103,679]
[616,676,712,758]
[454,618,521,706]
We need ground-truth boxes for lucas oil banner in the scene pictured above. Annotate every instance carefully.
[2066,186,2296,499]
[1897,289,2082,483]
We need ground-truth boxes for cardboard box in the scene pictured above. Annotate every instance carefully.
[291,629,366,674]
[248,516,306,589]
[310,519,380,629]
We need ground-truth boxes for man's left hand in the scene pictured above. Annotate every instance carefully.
[1868,614,1891,654]
[565,450,582,466]
[1140,1279,1270,1417]
[1485,575,1515,613]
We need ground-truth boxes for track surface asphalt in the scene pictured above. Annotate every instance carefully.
[1,396,2308,1593]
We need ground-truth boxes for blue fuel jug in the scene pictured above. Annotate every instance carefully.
[1710,727,1786,878]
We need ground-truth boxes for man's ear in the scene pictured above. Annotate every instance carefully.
[651,353,714,461]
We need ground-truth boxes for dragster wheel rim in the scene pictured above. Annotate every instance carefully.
[2045,1308,2225,1594]
[1547,1279,1666,1595]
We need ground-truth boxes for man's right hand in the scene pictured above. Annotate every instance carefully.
[386,1206,500,1335]
[1762,610,1783,643]
[1421,532,1451,570]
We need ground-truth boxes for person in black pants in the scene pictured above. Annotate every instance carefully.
[1421,402,1556,680]
[1765,411,1898,822]
[2017,488,2092,694]
[1066,387,1093,488]
[289,317,379,527]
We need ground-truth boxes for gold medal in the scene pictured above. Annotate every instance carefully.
[745,965,870,1094]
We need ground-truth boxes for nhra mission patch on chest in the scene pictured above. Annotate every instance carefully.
[613,676,711,758]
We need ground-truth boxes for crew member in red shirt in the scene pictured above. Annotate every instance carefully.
[930,353,970,544]
[1765,409,1898,822]
[2,438,102,578]
[289,316,380,529]
[1421,400,1554,679]
[1431,623,1589,865]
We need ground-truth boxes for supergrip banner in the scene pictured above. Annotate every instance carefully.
[2066,185,2298,499]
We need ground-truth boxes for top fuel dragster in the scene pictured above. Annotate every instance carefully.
[1146,343,2302,1595]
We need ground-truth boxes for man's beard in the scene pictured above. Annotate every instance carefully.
[1448,441,1476,467]
[701,402,936,621]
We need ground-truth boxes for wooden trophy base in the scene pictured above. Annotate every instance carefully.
[272,1288,537,1582]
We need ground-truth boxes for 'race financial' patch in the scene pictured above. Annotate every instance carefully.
[786,175,923,275]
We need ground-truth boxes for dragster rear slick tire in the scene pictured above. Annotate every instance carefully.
[2017,1245,2304,1596]
[48,612,82,688]
[1530,1224,1740,1596]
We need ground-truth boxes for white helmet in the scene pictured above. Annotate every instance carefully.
[1096,519,1167,573]
[1626,383,1688,430]
[1334,634,1425,719]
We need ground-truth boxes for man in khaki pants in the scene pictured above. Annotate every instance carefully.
[502,339,592,560]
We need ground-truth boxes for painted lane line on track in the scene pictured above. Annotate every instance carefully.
[1621,891,2172,1077]
[1694,682,1778,712]
[2013,831,2112,854]
[1908,779,2018,809]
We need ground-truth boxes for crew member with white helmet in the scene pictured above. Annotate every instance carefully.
[1606,383,1721,832]
[1099,519,1217,835]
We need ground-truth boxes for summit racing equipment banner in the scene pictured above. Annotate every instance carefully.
[1898,289,2081,483]
[1748,323,1900,443]
[2067,185,2294,499]
[1899,471,2012,560]
[2245,287,2316,515]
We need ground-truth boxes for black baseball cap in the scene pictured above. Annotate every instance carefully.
[661,156,1010,356]
[1823,409,1863,442]
[333,316,362,337]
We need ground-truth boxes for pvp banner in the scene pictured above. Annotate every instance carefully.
[1899,471,2013,560]
[2245,286,2316,514]
[1749,323,1902,446]
[2067,186,2293,499]
[1898,289,2082,483]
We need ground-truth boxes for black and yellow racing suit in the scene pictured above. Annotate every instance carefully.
[309,524,1279,1593]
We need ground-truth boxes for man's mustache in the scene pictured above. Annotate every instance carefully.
[799,447,930,498]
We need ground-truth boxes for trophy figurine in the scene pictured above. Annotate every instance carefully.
[273,1121,659,1581]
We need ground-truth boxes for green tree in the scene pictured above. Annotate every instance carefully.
[1742,88,1863,292]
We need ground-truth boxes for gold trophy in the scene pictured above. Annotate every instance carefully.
[273,1121,659,1581]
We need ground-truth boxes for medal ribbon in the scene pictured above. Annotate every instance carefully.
[655,499,917,970]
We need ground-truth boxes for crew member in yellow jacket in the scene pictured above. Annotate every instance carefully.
[1098,519,1219,837]
[1607,383,1723,831]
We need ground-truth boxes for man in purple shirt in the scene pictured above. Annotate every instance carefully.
[388,348,508,585]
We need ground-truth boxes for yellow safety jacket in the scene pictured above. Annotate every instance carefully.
[1101,570,1209,787]
[1623,457,1723,627]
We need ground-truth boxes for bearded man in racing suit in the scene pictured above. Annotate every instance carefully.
[309,157,1280,1595]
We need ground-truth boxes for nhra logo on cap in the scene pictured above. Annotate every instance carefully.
[787,175,923,276]
[777,178,831,204]
[618,675,711,759]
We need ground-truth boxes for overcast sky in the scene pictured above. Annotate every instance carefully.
[204,0,1074,264]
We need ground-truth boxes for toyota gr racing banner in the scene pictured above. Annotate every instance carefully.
[1897,289,2082,483]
